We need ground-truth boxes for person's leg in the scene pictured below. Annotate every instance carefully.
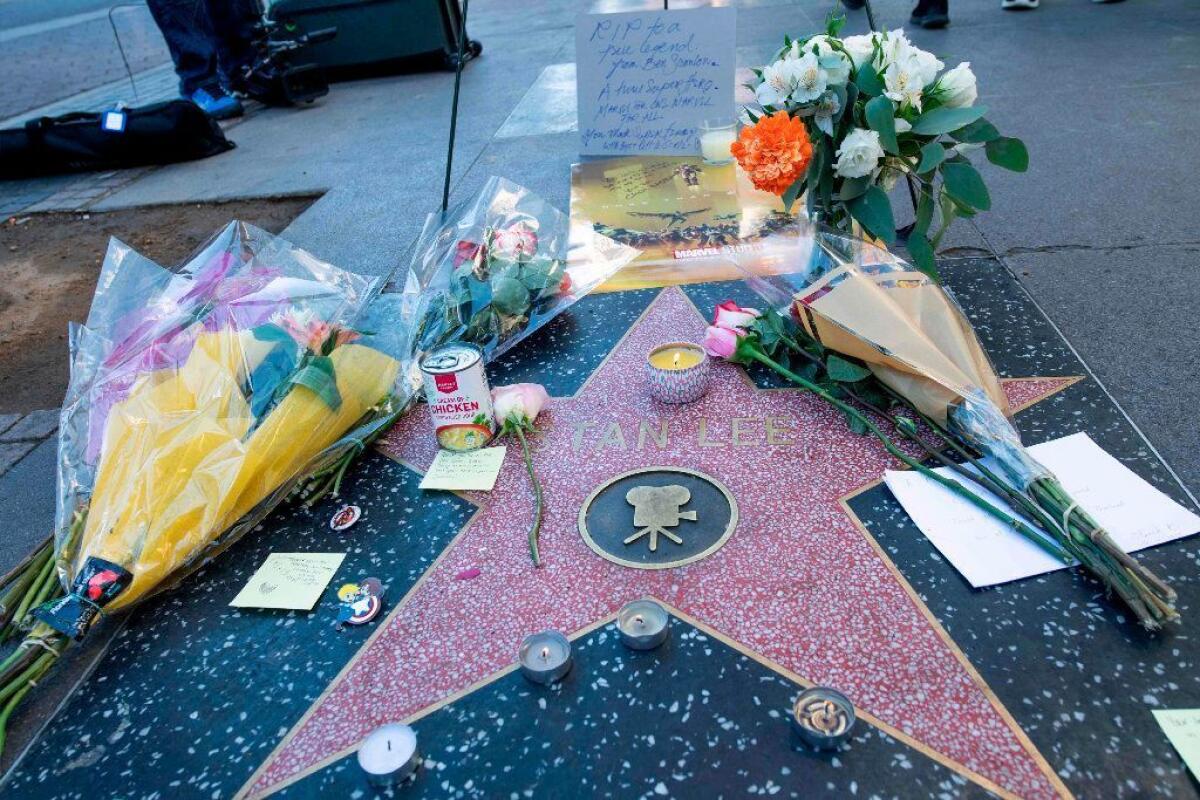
[145,0,221,96]
[911,0,949,28]
[204,0,261,87]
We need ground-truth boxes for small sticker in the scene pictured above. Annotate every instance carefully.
[334,577,385,629]
[330,504,361,531]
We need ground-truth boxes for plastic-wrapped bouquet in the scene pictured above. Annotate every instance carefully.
[0,222,402,751]
[711,223,1177,629]
[736,17,1027,276]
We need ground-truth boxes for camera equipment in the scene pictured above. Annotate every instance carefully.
[234,19,337,106]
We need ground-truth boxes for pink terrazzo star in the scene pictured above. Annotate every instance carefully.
[246,288,1077,799]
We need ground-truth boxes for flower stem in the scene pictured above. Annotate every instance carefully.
[514,426,544,568]
[743,346,1071,563]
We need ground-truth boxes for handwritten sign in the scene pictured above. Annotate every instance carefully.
[576,8,736,156]
[420,446,508,492]
[1154,710,1200,777]
[229,552,346,611]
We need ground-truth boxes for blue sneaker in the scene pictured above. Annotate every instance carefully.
[189,85,244,120]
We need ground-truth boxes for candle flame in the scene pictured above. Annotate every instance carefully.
[540,646,550,661]
[672,352,680,368]
[634,614,644,627]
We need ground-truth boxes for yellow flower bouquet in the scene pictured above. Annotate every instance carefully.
[0,223,403,749]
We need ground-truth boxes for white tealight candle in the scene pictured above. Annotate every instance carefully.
[518,630,573,685]
[617,599,670,650]
[357,723,419,787]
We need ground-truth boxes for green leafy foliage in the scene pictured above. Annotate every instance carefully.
[864,95,898,154]
[911,105,988,136]
[854,62,884,98]
[941,161,992,211]
[985,137,1029,172]
[915,141,946,175]
[827,354,872,382]
[848,186,896,244]
[837,176,870,201]
[951,118,1000,143]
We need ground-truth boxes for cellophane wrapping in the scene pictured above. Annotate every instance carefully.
[733,220,1049,490]
[46,222,401,638]
[396,176,638,399]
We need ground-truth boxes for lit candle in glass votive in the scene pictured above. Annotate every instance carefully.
[699,118,737,165]
[518,630,573,685]
[357,722,420,787]
[646,342,710,404]
[617,599,670,650]
[790,687,856,751]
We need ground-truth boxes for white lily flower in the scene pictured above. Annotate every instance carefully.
[755,58,806,107]
[791,51,828,104]
[884,53,928,111]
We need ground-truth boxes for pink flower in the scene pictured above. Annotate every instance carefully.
[453,240,483,269]
[713,300,760,330]
[490,223,539,260]
[702,325,743,358]
[492,382,550,425]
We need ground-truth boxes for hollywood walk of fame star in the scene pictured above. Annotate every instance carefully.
[244,288,1078,799]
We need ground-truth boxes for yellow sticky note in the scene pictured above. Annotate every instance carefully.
[419,446,508,492]
[1153,709,1200,777]
[229,552,346,610]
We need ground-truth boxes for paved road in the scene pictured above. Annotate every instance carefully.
[0,0,172,119]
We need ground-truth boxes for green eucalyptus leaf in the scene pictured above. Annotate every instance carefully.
[827,354,872,383]
[782,175,807,213]
[941,161,992,211]
[914,185,935,234]
[951,118,1000,143]
[864,95,898,154]
[985,137,1030,172]
[854,63,884,97]
[906,232,938,279]
[848,186,896,244]
[911,105,988,136]
[837,176,871,201]
[915,141,946,175]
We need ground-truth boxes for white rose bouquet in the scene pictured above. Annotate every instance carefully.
[735,16,1028,277]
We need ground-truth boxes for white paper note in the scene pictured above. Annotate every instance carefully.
[575,7,736,156]
[1153,709,1200,778]
[419,446,508,492]
[884,432,1200,587]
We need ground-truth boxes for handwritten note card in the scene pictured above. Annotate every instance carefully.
[884,432,1200,587]
[576,7,736,156]
[1153,710,1200,777]
[420,446,507,492]
[229,552,345,611]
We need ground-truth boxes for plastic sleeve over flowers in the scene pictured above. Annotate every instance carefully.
[727,218,1050,489]
[394,176,638,399]
[48,222,400,638]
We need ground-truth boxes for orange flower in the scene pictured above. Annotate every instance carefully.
[730,112,814,197]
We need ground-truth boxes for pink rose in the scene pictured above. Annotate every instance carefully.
[702,325,742,358]
[713,300,760,330]
[492,382,550,425]
[490,223,539,260]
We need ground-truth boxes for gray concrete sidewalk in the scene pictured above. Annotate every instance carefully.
[1,0,1198,500]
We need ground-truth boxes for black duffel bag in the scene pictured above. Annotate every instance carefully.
[0,99,235,180]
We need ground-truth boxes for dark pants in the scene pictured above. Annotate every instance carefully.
[145,0,260,96]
